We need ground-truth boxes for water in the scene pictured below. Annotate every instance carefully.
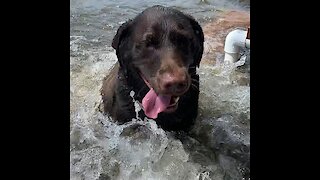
[70,0,250,179]
[70,0,249,47]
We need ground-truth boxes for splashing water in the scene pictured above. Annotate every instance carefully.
[129,90,144,121]
[70,43,249,180]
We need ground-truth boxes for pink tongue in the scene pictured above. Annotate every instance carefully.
[142,88,171,119]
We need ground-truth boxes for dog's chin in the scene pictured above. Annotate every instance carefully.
[164,105,178,113]
[163,96,179,113]
[150,81,190,114]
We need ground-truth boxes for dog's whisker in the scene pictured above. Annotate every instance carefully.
[188,71,199,75]
[191,79,199,85]
[191,83,199,90]
[191,84,199,90]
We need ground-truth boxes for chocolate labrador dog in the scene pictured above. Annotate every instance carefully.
[101,5,204,131]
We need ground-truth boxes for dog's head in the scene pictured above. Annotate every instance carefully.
[112,5,204,118]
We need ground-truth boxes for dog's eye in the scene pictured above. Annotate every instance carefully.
[144,35,159,49]
[170,32,191,51]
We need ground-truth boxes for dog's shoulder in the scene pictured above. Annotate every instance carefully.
[101,62,119,115]
[101,62,136,123]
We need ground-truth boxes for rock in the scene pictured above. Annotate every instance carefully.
[202,11,250,65]
[191,115,250,180]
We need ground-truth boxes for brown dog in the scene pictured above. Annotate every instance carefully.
[101,5,204,131]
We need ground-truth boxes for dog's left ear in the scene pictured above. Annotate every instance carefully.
[112,20,134,71]
[187,15,204,68]
[112,19,133,50]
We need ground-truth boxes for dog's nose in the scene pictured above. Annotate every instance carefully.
[160,72,189,94]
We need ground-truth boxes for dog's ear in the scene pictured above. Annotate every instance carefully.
[112,20,133,72]
[112,19,133,50]
[187,15,204,68]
